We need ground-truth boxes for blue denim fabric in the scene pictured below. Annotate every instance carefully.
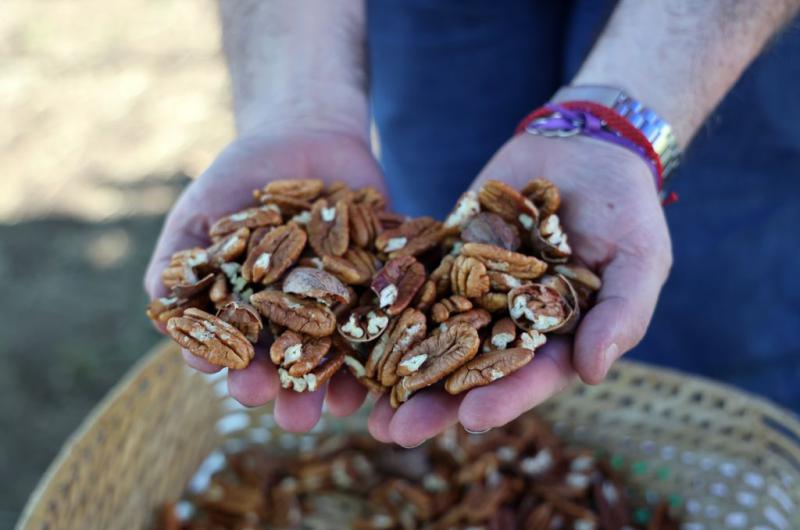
[367,0,800,410]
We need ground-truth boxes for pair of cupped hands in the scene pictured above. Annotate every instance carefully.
[144,123,672,448]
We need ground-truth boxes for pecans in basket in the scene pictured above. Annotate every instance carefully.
[148,178,601,399]
[154,414,680,530]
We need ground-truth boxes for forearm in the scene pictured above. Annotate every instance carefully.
[219,0,368,138]
[573,0,800,148]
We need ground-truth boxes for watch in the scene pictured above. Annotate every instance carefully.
[551,85,681,178]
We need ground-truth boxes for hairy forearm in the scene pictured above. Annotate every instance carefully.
[218,0,368,138]
[573,0,800,148]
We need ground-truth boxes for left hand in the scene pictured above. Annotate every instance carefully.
[367,132,673,447]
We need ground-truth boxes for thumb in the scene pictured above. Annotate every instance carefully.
[572,251,669,384]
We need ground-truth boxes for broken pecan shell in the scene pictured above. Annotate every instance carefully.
[508,275,578,334]
[282,267,351,306]
[250,290,336,337]
[461,212,521,251]
[337,306,390,343]
[371,256,426,316]
[216,301,263,342]
[530,214,571,264]
[167,308,254,369]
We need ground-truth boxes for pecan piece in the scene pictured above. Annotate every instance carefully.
[478,180,539,226]
[216,301,263,342]
[207,227,250,265]
[508,275,578,333]
[376,210,405,230]
[167,308,254,369]
[308,199,350,257]
[522,177,560,217]
[253,179,324,213]
[242,223,306,285]
[430,254,455,297]
[438,309,492,335]
[461,212,521,251]
[412,279,437,311]
[450,255,490,298]
[338,306,389,343]
[322,248,380,286]
[371,256,426,316]
[530,214,571,263]
[348,202,383,249]
[323,180,354,203]
[282,267,351,306]
[161,248,209,289]
[146,294,207,323]
[250,290,336,337]
[475,291,508,313]
[366,308,427,387]
[444,348,534,394]
[352,186,387,210]
[461,242,547,280]
[431,295,473,323]
[443,191,481,232]
[392,324,480,406]
[375,217,444,258]
[246,225,274,256]
[553,262,602,308]
[278,347,345,392]
[171,272,215,299]
[486,317,517,351]
[209,205,282,238]
[270,330,332,376]
[486,270,525,292]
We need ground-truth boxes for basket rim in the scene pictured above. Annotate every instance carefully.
[16,340,800,529]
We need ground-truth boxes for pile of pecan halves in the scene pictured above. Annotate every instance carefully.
[147,178,602,406]
[156,415,678,529]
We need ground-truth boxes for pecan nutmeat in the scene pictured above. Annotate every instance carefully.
[167,308,254,369]
[216,301,263,343]
[250,290,336,337]
[478,180,539,227]
[209,205,282,238]
[337,306,390,343]
[207,227,250,265]
[242,223,307,285]
[461,212,521,251]
[366,308,427,387]
[371,255,426,316]
[282,267,351,306]
[444,348,534,394]
[308,199,350,257]
[450,255,490,299]
[270,330,332,376]
[322,247,380,286]
[461,242,547,280]
[375,217,443,258]
[521,177,560,217]
[508,275,578,334]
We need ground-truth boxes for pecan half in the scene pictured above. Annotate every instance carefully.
[438,308,492,334]
[486,271,525,292]
[521,177,560,217]
[278,347,345,392]
[371,256,426,316]
[508,275,578,334]
[216,301,263,342]
[167,308,254,369]
[282,267,351,306]
[146,294,207,323]
[348,202,383,249]
[250,290,336,337]
[270,330,332,376]
[530,214,571,263]
[322,248,380,286]
[443,191,481,232]
[338,306,390,343]
[412,279,437,311]
[444,348,534,394]
[247,226,274,256]
[461,242,547,280]
[366,308,427,387]
[514,330,547,352]
[171,272,215,299]
[209,205,282,238]
[450,255,490,298]
[430,254,455,297]
[431,295,473,323]
[253,179,324,213]
[242,223,306,285]
[207,227,250,265]
[392,324,480,406]
[308,199,350,257]
[461,212,521,251]
[161,248,209,288]
[475,292,508,313]
[323,181,354,204]
[375,217,443,258]
[478,180,539,226]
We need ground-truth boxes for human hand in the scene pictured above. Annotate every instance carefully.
[144,126,384,432]
[368,133,672,447]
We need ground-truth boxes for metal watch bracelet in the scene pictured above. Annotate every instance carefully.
[551,85,681,179]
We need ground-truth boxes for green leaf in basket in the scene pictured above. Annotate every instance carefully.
[633,507,651,525]
[656,465,671,480]
[632,461,648,476]
[610,454,625,470]
[668,494,683,508]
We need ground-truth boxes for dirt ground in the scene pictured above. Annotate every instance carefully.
[1,1,233,525]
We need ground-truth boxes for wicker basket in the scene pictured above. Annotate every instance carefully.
[16,341,800,530]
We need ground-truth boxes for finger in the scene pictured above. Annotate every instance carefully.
[458,338,574,432]
[274,385,327,433]
[573,252,665,384]
[227,349,279,407]
[182,348,222,374]
[325,370,368,417]
[368,395,395,443]
[389,390,462,448]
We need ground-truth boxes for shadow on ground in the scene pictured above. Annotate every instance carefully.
[0,176,190,527]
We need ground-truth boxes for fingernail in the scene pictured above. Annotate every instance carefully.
[400,439,426,449]
[602,343,619,376]
[464,426,491,435]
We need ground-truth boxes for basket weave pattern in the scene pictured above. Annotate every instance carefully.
[17,341,800,530]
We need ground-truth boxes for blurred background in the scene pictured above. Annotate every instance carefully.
[0,1,230,525]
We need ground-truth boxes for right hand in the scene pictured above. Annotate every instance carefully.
[144,125,385,432]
